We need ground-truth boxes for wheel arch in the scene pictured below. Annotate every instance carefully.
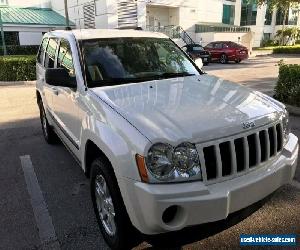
[84,139,113,178]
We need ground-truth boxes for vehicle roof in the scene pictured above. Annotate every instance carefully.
[209,41,236,44]
[46,29,169,40]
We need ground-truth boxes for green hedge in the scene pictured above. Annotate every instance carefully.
[0,55,36,81]
[273,45,300,54]
[275,63,300,107]
[0,45,39,56]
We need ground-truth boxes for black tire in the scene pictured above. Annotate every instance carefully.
[203,62,209,66]
[235,59,241,63]
[90,158,141,250]
[38,101,57,144]
[220,54,228,64]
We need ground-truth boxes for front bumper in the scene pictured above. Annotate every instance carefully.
[119,133,298,235]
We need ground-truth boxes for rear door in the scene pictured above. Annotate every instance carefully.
[36,37,48,103]
[42,37,59,113]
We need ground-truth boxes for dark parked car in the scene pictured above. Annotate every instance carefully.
[182,44,211,65]
[204,41,248,64]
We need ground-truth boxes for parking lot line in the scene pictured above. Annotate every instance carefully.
[20,155,60,250]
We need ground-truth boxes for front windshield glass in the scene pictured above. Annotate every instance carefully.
[82,38,200,87]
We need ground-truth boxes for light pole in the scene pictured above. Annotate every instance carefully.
[0,8,7,56]
[64,0,70,27]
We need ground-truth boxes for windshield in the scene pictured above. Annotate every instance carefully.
[82,38,200,87]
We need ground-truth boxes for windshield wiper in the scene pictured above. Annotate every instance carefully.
[158,72,195,79]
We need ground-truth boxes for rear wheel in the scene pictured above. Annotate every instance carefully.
[38,101,57,144]
[220,54,228,64]
[235,59,241,63]
[90,158,140,250]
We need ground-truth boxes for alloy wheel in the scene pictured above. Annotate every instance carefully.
[95,174,116,236]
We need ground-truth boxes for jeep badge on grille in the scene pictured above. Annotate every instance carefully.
[242,121,256,129]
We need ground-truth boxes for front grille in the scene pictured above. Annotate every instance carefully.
[200,123,283,182]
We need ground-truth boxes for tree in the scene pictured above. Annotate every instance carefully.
[256,0,300,45]
[275,27,300,45]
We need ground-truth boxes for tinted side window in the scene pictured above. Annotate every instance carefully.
[206,43,213,49]
[57,39,75,77]
[214,43,223,49]
[44,38,59,68]
[37,38,48,64]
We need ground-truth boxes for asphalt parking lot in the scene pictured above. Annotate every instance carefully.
[0,55,299,250]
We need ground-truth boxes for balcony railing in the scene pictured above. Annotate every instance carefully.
[195,24,251,33]
[146,25,195,44]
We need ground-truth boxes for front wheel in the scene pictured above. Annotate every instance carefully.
[90,158,140,250]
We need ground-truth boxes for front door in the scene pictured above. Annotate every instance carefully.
[52,39,80,150]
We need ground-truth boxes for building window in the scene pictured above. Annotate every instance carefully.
[222,4,235,25]
[289,9,298,25]
[0,32,20,46]
[0,0,8,5]
[265,4,273,25]
[263,33,271,40]
[241,0,257,26]
[276,9,289,25]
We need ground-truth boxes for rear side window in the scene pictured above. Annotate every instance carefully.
[57,39,75,77]
[44,38,59,68]
[37,38,48,64]
[205,43,213,49]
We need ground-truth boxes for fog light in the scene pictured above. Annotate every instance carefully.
[162,205,178,224]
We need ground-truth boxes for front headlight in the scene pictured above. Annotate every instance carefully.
[282,109,290,144]
[145,142,202,183]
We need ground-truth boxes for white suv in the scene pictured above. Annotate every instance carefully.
[36,29,298,249]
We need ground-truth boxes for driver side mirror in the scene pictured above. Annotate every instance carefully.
[45,68,77,88]
[194,58,203,70]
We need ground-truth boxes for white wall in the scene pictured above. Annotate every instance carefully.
[19,31,43,45]
[50,0,118,29]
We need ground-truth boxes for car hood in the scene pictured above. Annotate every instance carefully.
[91,75,284,144]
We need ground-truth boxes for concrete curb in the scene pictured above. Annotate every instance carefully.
[286,104,300,117]
[0,81,36,87]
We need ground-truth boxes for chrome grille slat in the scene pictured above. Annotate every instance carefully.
[244,137,250,171]
[264,129,271,161]
[199,123,283,184]
[273,126,278,153]
[215,145,222,178]
[230,141,237,176]
[198,148,208,182]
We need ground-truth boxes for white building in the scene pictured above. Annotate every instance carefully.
[49,0,299,49]
[1,0,299,48]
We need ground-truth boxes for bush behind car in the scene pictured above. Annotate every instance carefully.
[275,61,300,107]
[0,55,36,81]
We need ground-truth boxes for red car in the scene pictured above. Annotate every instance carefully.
[204,41,249,64]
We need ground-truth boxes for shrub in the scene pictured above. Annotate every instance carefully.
[261,39,278,47]
[0,45,39,56]
[0,55,36,81]
[296,40,300,45]
[273,45,300,54]
[275,63,300,107]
